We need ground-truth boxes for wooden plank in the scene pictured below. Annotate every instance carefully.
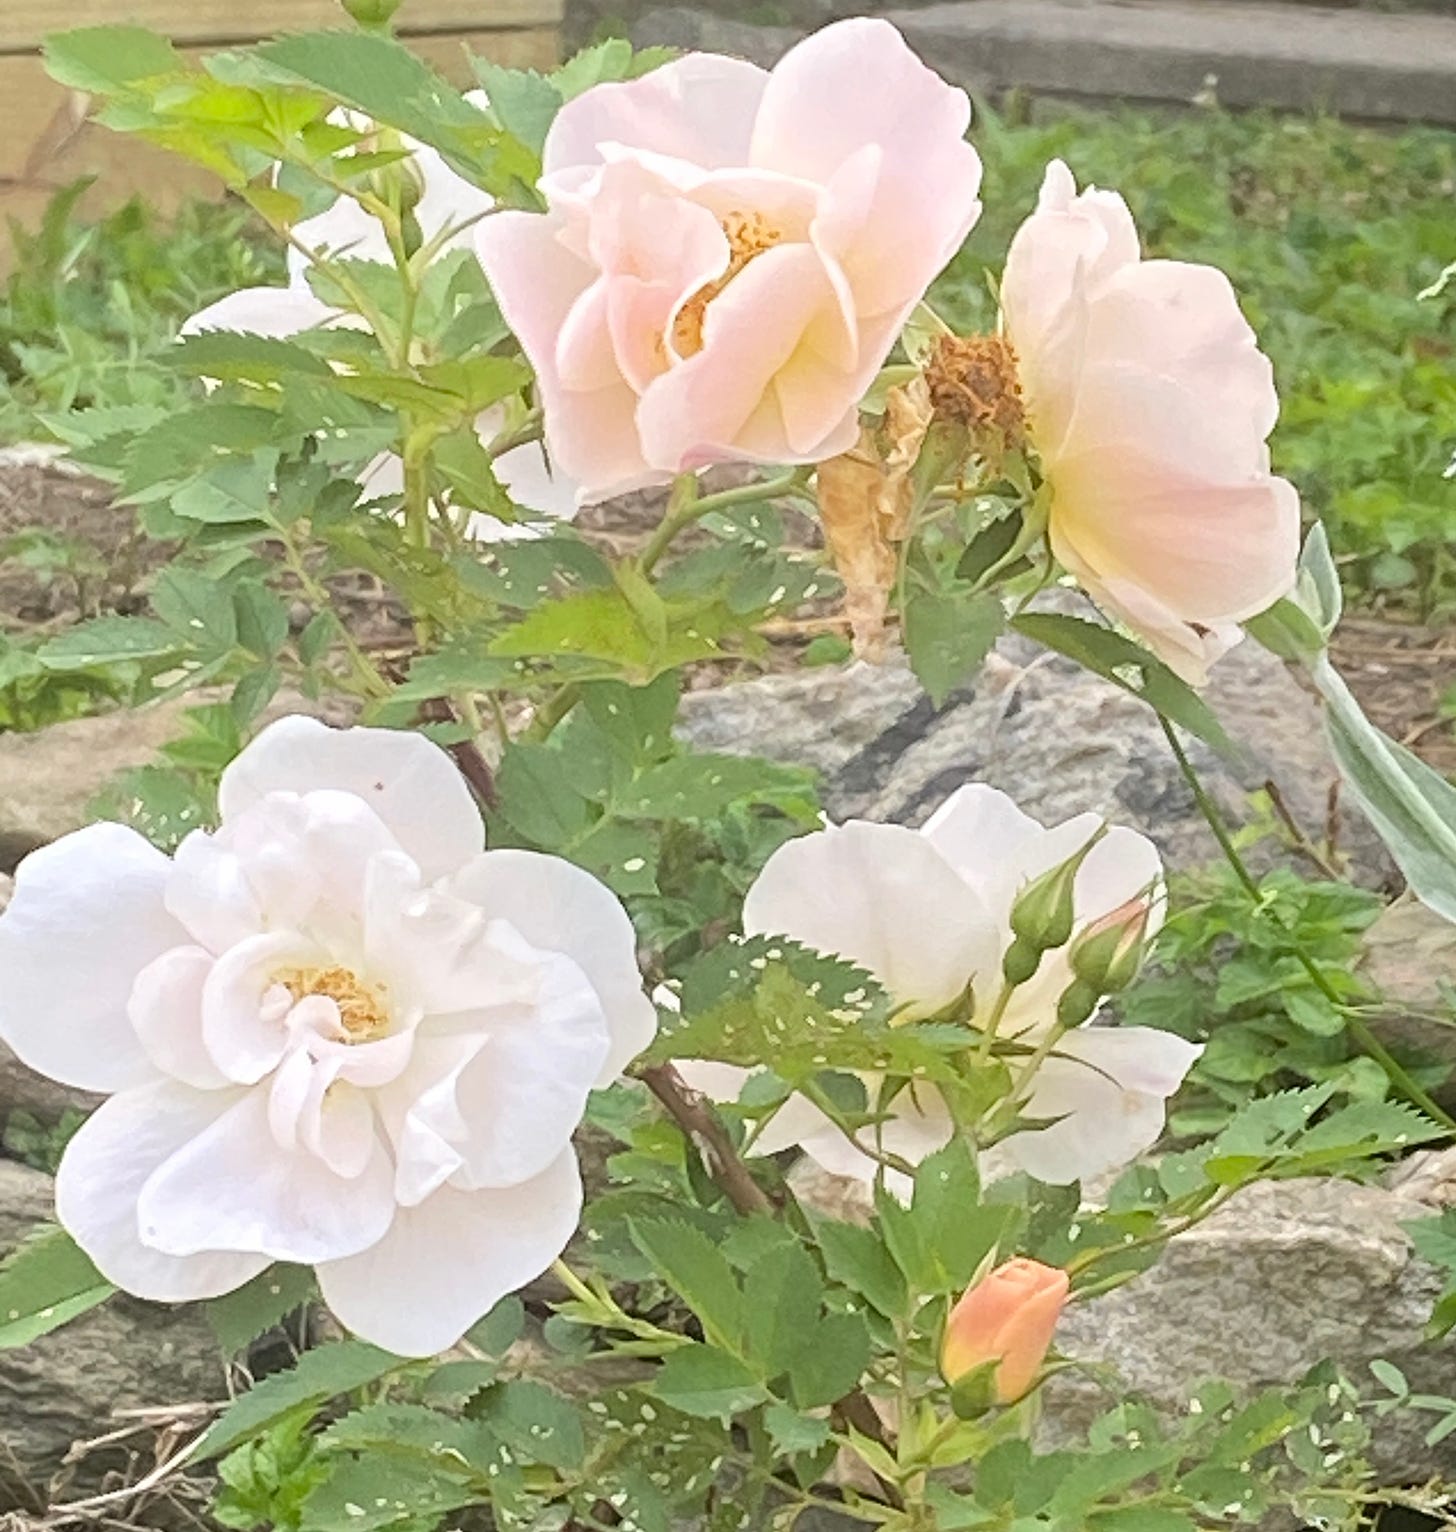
[0,0,562,55]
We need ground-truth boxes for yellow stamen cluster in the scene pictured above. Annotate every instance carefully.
[277,965,390,1041]
[671,210,784,358]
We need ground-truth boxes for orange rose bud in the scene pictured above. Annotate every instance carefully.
[940,1258,1070,1404]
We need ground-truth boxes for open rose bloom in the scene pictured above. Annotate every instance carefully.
[1001,160,1301,683]
[476,17,983,503]
[0,719,655,1356]
[679,784,1200,1188]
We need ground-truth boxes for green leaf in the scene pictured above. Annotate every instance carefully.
[151,568,240,652]
[812,1219,907,1320]
[1311,655,1456,923]
[763,1402,832,1457]
[629,1218,743,1351]
[0,1225,114,1348]
[1404,1210,1456,1273]
[195,1341,402,1461]
[169,332,333,384]
[473,61,562,156]
[788,1309,872,1409]
[233,582,290,660]
[208,1265,314,1355]
[651,1344,764,1421]
[475,1380,585,1472]
[742,1240,823,1378]
[255,31,497,186]
[466,1294,525,1357]
[1012,611,1230,752]
[38,615,183,670]
[171,452,279,525]
[904,588,1004,706]
[614,753,818,821]
[45,25,181,92]
[494,743,593,850]
[302,1452,478,1532]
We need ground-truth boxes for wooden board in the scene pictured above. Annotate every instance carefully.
[0,0,562,53]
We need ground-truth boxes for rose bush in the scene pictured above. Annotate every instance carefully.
[1,11,1451,1530]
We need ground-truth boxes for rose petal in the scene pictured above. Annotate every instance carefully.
[218,717,484,883]
[316,1149,582,1355]
[136,1087,395,1263]
[544,53,768,177]
[1000,1025,1202,1184]
[445,849,656,1082]
[56,1080,267,1301]
[0,824,185,1092]
[129,945,230,1089]
[743,820,1002,1017]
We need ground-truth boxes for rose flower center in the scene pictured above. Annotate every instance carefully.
[671,209,784,359]
[277,964,391,1042]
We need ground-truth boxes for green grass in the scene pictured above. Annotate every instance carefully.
[2,103,1453,613]
[0,182,283,443]
[934,101,1456,614]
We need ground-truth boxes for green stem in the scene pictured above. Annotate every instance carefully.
[1159,715,1456,1131]
[281,534,390,701]
[640,468,807,575]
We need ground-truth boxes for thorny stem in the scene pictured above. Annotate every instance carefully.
[634,1062,773,1216]
[1159,715,1456,1132]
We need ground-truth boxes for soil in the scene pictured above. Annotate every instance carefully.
[1,454,1452,773]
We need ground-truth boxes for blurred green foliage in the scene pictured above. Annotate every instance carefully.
[0,182,282,441]
[935,102,1456,614]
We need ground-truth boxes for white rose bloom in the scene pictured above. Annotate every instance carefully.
[0,718,656,1356]
[180,125,577,538]
[678,784,1199,1188]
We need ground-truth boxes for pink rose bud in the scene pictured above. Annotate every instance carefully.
[941,1258,1070,1404]
[1068,896,1153,996]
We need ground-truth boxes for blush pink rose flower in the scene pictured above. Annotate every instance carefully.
[1000,160,1301,684]
[475,18,983,503]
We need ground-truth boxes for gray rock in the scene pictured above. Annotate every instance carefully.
[678,626,1394,886]
[0,1161,226,1509]
[1049,1177,1456,1481]
[630,1,1456,126]
[1360,899,1456,1075]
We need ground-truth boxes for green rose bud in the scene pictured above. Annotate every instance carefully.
[1007,826,1106,956]
[341,0,403,28]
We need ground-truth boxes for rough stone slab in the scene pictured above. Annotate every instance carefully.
[678,621,1397,887]
[0,1161,226,1508]
[632,1,1456,125]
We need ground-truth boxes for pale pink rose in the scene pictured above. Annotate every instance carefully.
[475,18,983,503]
[1001,160,1301,684]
